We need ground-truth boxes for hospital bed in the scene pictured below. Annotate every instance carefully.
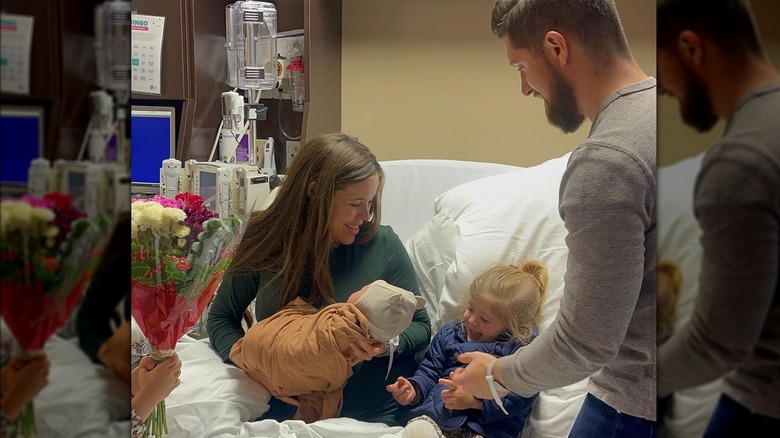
[23,151,717,437]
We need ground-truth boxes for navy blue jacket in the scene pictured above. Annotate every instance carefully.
[403,322,537,438]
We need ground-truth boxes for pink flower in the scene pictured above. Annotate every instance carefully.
[148,195,184,209]
[19,195,52,209]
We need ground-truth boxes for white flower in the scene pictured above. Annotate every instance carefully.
[0,201,57,240]
[131,200,190,249]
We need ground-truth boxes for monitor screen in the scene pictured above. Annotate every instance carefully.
[66,168,87,212]
[0,106,44,186]
[130,106,175,186]
[197,168,218,212]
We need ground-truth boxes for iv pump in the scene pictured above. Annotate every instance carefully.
[219,91,246,163]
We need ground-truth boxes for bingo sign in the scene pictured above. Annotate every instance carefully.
[131,14,165,95]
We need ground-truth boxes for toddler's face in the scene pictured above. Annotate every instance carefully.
[463,298,507,342]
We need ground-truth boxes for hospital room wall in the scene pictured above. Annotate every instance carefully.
[658,0,780,166]
[340,0,656,167]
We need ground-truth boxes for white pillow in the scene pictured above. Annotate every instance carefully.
[411,153,571,335]
[405,213,458,326]
[381,159,522,244]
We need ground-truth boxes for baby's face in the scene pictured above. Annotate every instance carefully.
[347,284,371,304]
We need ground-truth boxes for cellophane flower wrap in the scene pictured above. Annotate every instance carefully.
[0,193,112,438]
[130,193,247,438]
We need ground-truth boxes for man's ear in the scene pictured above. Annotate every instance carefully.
[543,31,569,68]
[307,181,316,197]
[677,30,703,68]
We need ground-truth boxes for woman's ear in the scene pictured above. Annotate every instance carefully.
[307,181,316,197]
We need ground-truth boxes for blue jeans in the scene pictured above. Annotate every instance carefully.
[704,394,780,437]
[568,393,656,437]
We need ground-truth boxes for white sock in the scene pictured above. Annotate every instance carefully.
[402,417,443,438]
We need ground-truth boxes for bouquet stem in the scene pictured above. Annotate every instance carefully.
[143,347,174,438]
[143,399,167,438]
[12,349,43,438]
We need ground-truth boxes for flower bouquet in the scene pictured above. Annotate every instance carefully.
[0,193,112,437]
[130,193,248,437]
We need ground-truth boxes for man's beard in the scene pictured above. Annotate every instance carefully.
[679,68,718,132]
[543,62,585,133]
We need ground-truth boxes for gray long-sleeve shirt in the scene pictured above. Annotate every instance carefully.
[497,78,657,421]
[658,81,780,418]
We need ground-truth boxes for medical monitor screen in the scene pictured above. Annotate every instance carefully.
[0,106,44,186]
[198,169,217,212]
[131,106,175,186]
[67,170,87,212]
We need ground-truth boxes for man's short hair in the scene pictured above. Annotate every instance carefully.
[490,0,631,62]
[657,0,763,59]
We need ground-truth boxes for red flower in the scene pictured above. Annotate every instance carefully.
[175,192,205,211]
[43,192,74,211]
[42,192,86,248]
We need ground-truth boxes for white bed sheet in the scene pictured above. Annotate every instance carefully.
[166,335,404,438]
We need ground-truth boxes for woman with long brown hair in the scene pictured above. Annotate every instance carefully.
[207,132,431,426]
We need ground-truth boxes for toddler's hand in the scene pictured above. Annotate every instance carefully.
[386,376,416,406]
[439,376,482,411]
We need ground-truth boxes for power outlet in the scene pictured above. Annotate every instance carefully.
[286,141,301,169]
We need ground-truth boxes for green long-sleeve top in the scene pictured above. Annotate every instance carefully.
[207,225,431,425]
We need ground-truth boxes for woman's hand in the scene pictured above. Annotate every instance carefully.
[131,356,156,397]
[132,352,182,421]
[346,337,385,366]
[0,355,50,421]
[386,376,417,406]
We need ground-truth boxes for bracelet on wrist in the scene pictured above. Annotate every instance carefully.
[486,359,510,415]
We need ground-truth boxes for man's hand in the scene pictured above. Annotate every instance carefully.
[386,376,417,406]
[449,351,497,399]
[439,375,482,410]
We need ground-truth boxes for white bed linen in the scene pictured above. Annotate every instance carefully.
[165,335,404,438]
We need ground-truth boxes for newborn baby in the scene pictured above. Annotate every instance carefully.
[229,279,425,422]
